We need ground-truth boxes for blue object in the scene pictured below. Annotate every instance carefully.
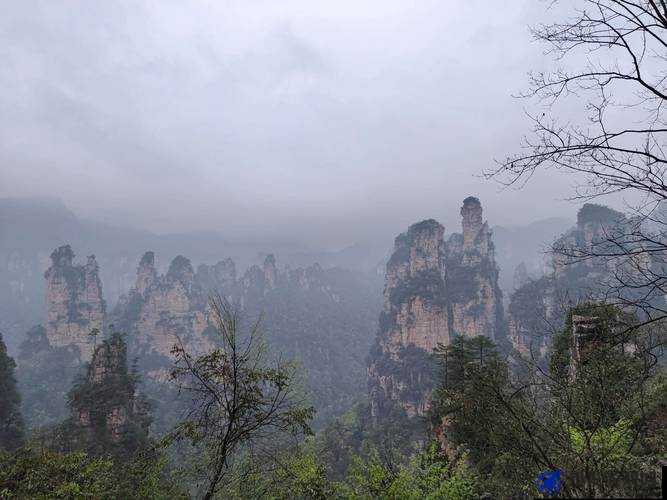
[536,469,562,496]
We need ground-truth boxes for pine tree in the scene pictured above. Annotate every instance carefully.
[0,333,24,451]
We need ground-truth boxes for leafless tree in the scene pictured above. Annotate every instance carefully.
[167,294,314,500]
[487,0,667,329]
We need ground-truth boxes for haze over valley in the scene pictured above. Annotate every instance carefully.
[1,1,664,498]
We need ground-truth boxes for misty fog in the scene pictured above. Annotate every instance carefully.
[0,0,590,249]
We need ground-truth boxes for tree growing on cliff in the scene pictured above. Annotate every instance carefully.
[166,294,314,500]
[487,0,667,331]
[431,311,664,498]
[57,332,152,459]
[0,333,24,451]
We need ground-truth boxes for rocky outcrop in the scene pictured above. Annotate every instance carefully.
[368,197,505,419]
[446,197,504,341]
[68,333,150,448]
[119,252,213,366]
[110,250,381,428]
[263,254,278,289]
[569,314,604,379]
[507,204,632,356]
[134,251,157,297]
[379,219,449,353]
[507,276,554,357]
[44,245,106,361]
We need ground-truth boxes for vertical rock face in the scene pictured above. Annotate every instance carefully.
[263,254,278,289]
[508,203,630,356]
[69,333,149,447]
[446,197,504,340]
[461,196,484,249]
[32,244,380,429]
[507,276,553,357]
[553,203,626,278]
[44,245,106,361]
[368,198,505,419]
[381,219,449,353]
[89,333,127,384]
[569,314,603,379]
[84,335,130,442]
[213,258,236,288]
[127,254,212,364]
[109,251,381,428]
[368,219,449,418]
[135,251,156,297]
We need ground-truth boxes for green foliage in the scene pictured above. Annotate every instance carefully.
[207,264,381,429]
[61,332,152,458]
[219,439,479,500]
[430,308,664,498]
[0,334,24,451]
[17,325,79,430]
[272,450,332,499]
[370,343,438,419]
[445,258,490,305]
[430,335,535,491]
[549,304,648,428]
[0,447,186,499]
[0,447,116,499]
[167,298,314,499]
[568,419,633,465]
[337,443,479,500]
[388,269,447,309]
[319,400,423,486]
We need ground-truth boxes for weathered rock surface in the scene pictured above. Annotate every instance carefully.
[446,197,504,341]
[126,253,212,364]
[44,245,106,361]
[368,197,505,419]
[110,251,381,427]
[507,203,631,356]
[69,333,150,448]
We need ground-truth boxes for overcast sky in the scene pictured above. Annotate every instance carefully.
[1,0,586,248]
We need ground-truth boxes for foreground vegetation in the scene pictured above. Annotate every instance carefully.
[1,299,664,498]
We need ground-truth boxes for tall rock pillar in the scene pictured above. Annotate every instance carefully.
[44,245,106,361]
[446,197,504,340]
[368,219,449,419]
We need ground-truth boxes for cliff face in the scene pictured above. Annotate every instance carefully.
[446,197,504,340]
[507,204,629,356]
[111,251,381,427]
[68,333,150,451]
[368,197,505,419]
[507,276,554,357]
[44,245,106,361]
[380,219,449,353]
[117,253,212,367]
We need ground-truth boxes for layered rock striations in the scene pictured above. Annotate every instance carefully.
[369,197,505,419]
[44,245,106,361]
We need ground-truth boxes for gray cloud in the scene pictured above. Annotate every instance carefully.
[1,0,582,248]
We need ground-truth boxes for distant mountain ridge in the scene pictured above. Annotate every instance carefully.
[1,196,573,354]
[0,197,383,353]
[18,243,382,430]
